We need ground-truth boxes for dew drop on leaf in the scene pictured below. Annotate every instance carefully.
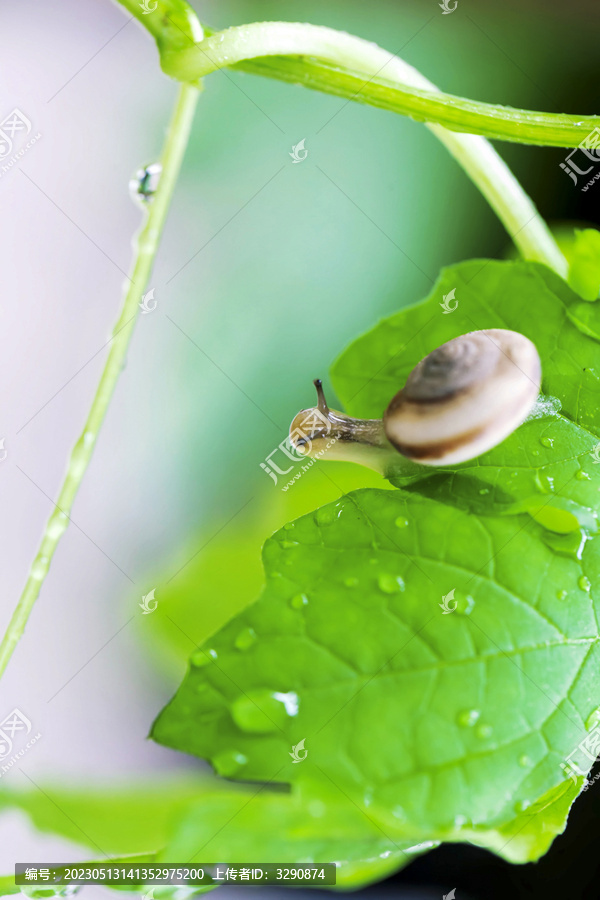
[540,436,555,448]
[377,573,405,593]
[191,648,217,666]
[475,723,493,739]
[394,516,409,528]
[290,592,309,609]
[344,576,358,587]
[577,470,591,481]
[234,627,257,650]
[514,799,531,813]
[457,709,480,727]
[519,754,531,767]
[454,590,475,615]
[231,690,298,733]
[213,749,248,776]
[556,589,568,600]
[314,507,335,526]
[578,575,591,592]
[308,799,326,818]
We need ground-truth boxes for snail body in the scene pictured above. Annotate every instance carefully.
[289,329,541,470]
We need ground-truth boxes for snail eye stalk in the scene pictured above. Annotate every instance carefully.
[313,378,330,415]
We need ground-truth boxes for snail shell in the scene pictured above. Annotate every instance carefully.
[383,329,541,465]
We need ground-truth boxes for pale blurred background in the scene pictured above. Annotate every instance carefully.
[0,0,599,897]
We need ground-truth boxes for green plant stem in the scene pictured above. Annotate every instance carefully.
[231,55,596,149]
[0,82,200,680]
[165,22,566,277]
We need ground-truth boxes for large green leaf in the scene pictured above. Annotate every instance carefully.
[153,486,598,872]
[151,260,600,884]
[160,782,431,889]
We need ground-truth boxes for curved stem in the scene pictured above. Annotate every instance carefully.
[0,82,201,680]
[169,22,567,276]
[232,55,596,149]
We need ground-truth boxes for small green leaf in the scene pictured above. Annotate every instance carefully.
[0,778,211,856]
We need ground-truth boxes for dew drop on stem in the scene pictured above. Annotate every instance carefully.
[129,162,162,205]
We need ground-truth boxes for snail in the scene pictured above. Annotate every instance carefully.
[289,329,541,470]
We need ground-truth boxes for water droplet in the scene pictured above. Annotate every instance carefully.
[308,799,326,818]
[69,448,87,480]
[479,488,490,495]
[519,754,531,768]
[544,530,588,561]
[514,799,531,813]
[458,709,480,727]
[344,576,358,587]
[541,436,555,448]
[535,471,555,493]
[556,589,568,600]
[526,394,561,421]
[395,517,409,528]
[129,161,162,205]
[283,522,295,531]
[213,749,248,777]
[476,723,493,739]
[455,592,476,615]
[290,592,309,609]
[191,648,217,666]
[378,573,405,593]
[231,690,298,733]
[47,512,69,540]
[274,690,299,716]
[579,575,591,592]
[585,707,600,730]
[31,556,49,580]
[234,627,257,650]
[314,506,335,526]
[577,470,591,481]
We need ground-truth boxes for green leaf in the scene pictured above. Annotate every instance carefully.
[567,229,600,301]
[137,463,389,677]
[331,259,600,428]
[153,484,598,875]
[0,778,212,857]
[331,259,600,534]
[161,782,430,888]
[150,259,600,882]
